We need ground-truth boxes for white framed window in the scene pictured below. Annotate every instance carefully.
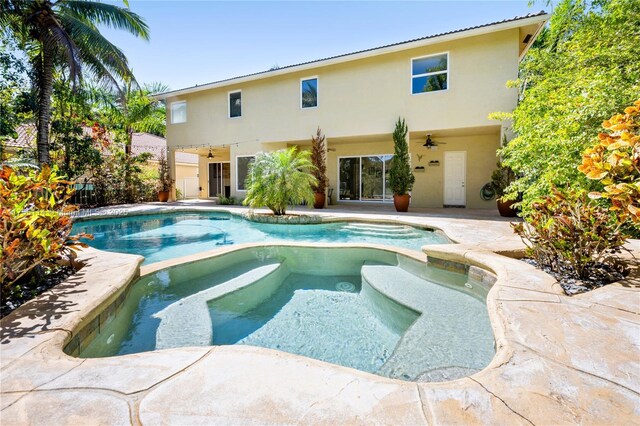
[235,155,255,191]
[300,77,318,108]
[170,101,187,124]
[229,90,242,118]
[411,52,448,95]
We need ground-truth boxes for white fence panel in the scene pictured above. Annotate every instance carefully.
[177,177,199,198]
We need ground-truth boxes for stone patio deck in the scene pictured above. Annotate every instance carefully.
[1,204,638,424]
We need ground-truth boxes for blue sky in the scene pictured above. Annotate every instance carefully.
[102,1,542,91]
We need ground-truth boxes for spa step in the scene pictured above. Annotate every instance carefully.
[361,264,442,312]
[361,264,493,381]
[342,224,421,239]
[154,262,286,350]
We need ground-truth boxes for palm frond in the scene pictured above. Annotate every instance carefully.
[58,12,132,84]
[39,14,81,83]
[58,0,150,40]
[244,147,317,215]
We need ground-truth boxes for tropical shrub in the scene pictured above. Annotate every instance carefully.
[310,127,328,194]
[0,165,91,299]
[243,147,317,215]
[578,99,640,226]
[388,117,414,195]
[496,0,640,213]
[512,187,627,280]
[217,194,235,205]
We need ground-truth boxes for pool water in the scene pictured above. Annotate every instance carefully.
[76,247,495,382]
[72,212,448,264]
[209,273,407,373]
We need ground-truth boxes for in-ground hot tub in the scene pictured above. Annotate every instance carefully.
[67,246,495,382]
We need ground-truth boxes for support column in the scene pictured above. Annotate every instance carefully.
[168,147,177,202]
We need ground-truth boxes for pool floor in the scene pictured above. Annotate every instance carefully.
[210,273,407,374]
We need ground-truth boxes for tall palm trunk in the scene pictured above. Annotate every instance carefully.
[36,43,54,164]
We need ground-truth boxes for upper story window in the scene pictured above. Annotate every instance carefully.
[170,101,187,124]
[411,53,448,94]
[301,77,318,108]
[229,90,242,118]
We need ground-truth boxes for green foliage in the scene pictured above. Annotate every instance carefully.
[243,147,317,215]
[0,164,92,295]
[50,118,103,180]
[497,0,640,213]
[0,35,32,140]
[388,117,414,195]
[216,194,236,205]
[89,148,155,205]
[310,127,327,194]
[512,187,627,280]
[1,0,150,163]
[578,99,640,227]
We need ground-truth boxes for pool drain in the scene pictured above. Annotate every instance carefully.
[336,281,356,292]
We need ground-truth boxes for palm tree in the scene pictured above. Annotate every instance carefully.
[99,80,169,148]
[244,147,317,216]
[0,0,149,164]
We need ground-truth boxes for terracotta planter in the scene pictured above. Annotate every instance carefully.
[313,192,326,209]
[393,194,410,212]
[497,199,518,217]
[158,190,170,202]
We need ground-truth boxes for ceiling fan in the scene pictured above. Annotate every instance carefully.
[423,134,446,149]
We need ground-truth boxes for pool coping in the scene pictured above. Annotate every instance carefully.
[1,210,639,424]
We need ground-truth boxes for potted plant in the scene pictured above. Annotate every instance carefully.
[389,117,415,212]
[491,162,518,217]
[310,127,328,208]
[157,150,174,202]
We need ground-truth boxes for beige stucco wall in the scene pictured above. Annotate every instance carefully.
[175,163,198,181]
[167,27,521,207]
[324,132,499,209]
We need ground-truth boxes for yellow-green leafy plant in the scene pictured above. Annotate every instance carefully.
[578,99,640,226]
[0,165,92,298]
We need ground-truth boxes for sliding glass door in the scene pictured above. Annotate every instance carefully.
[208,162,231,197]
[339,155,393,201]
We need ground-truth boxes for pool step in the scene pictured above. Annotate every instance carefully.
[341,224,422,239]
[154,262,286,350]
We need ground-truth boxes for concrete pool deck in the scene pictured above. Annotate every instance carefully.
[1,203,639,424]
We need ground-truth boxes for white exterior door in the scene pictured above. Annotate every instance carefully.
[444,151,466,206]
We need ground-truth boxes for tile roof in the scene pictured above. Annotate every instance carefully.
[2,124,37,149]
[156,11,548,98]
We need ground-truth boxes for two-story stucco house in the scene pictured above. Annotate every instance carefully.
[157,12,548,208]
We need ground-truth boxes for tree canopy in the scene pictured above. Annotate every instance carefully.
[0,0,149,163]
[498,0,640,210]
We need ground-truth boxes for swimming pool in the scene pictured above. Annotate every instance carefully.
[73,246,495,382]
[72,212,449,264]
